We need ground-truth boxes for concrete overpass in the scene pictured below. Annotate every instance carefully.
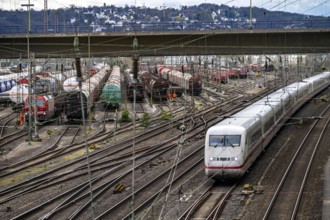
[0,29,329,59]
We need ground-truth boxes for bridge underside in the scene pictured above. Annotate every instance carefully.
[0,29,329,59]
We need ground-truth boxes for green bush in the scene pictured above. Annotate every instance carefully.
[159,110,173,121]
[119,109,132,122]
[140,112,151,128]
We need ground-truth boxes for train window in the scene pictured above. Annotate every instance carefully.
[36,99,44,107]
[275,108,283,120]
[264,118,274,132]
[209,135,241,147]
[251,129,262,144]
[226,135,241,147]
[31,99,44,107]
[209,135,224,147]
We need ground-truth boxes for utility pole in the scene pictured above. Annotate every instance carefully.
[55,11,59,33]
[160,3,166,22]
[217,56,222,92]
[44,0,48,33]
[74,36,95,219]
[190,61,194,107]
[250,0,253,30]
[131,36,139,220]
[31,53,41,141]
[21,0,34,145]
[84,12,93,118]
[204,59,209,87]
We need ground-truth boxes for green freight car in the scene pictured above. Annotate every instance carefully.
[101,65,121,107]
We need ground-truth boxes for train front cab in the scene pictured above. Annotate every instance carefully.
[24,95,55,122]
[205,125,246,181]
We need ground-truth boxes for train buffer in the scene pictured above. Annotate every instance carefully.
[113,183,125,194]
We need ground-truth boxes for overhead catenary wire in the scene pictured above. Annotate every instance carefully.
[300,0,329,14]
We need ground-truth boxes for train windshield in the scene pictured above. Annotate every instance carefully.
[31,99,44,107]
[209,135,241,147]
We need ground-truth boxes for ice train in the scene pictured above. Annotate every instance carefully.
[205,71,330,180]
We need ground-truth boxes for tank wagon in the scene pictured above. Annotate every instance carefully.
[157,66,202,95]
[101,66,121,108]
[124,69,144,102]
[139,70,169,100]
[65,65,110,120]
[205,71,330,181]
[0,77,16,93]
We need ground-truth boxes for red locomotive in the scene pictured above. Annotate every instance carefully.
[24,94,65,123]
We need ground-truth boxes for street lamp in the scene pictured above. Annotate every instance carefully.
[21,0,34,145]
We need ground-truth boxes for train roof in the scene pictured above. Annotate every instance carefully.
[211,72,330,131]
[302,71,330,83]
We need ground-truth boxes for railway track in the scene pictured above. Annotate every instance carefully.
[1,103,213,217]
[0,78,291,219]
[0,94,244,219]
[0,111,18,138]
[262,104,330,219]
[178,184,235,220]
[0,111,27,155]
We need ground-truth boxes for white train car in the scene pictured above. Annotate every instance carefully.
[205,72,330,180]
[63,77,79,92]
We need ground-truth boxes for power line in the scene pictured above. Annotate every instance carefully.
[278,0,299,11]
[301,0,329,15]
[268,0,289,11]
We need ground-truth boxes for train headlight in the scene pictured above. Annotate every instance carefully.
[209,157,215,161]
[231,157,239,161]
